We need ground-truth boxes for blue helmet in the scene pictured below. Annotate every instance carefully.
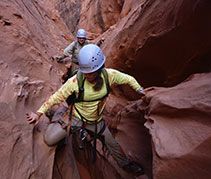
[76,28,87,38]
[78,44,105,73]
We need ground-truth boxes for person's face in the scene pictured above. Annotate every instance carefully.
[84,71,99,83]
[77,37,86,45]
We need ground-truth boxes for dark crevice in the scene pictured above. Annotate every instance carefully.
[3,19,12,26]
[13,13,23,19]
[56,0,81,34]
[96,1,106,32]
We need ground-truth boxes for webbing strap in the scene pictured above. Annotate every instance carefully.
[73,104,103,124]
[92,121,97,162]
[70,120,106,162]
[84,120,106,163]
[85,120,106,138]
[76,71,85,102]
[71,68,110,123]
[101,68,110,95]
[75,68,110,103]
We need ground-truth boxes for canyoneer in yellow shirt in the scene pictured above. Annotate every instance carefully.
[27,44,145,176]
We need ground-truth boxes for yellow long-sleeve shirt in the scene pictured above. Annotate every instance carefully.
[37,68,142,122]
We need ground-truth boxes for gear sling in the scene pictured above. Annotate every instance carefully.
[68,68,110,162]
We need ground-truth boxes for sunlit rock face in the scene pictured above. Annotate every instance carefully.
[0,0,210,179]
[144,73,211,179]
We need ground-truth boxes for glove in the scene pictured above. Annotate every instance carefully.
[137,88,145,96]
[52,55,67,63]
[96,38,105,47]
[65,62,72,69]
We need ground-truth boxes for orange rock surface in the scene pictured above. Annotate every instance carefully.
[0,0,210,179]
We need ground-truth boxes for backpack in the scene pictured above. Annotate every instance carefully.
[65,68,110,105]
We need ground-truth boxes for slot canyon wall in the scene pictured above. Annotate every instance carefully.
[0,0,210,179]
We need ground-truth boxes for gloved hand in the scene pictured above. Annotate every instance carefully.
[100,37,105,43]
[65,62,72,69]
[137,88,145,96]
[52,55,66,63]
[96,38,105,47]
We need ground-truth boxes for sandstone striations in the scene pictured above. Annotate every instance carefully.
[0,0,210,179]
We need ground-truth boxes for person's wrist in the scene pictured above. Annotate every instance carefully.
[137,88,145,95]
[36,112,42,118]
[137,87,144,92]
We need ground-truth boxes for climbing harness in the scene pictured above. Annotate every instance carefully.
[44,68,110,157]
[70,120,107,162]
[68,68,110,162]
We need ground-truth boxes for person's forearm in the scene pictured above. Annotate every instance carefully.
[36,111,43,118]
[37,97,61,114]
[64,42,74,56]
[61,54,68,59]
[37,81,74,114]
[109,69,142,91]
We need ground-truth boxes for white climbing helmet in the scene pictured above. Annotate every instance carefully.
[76,28,87,39]
[78,44,105,73]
